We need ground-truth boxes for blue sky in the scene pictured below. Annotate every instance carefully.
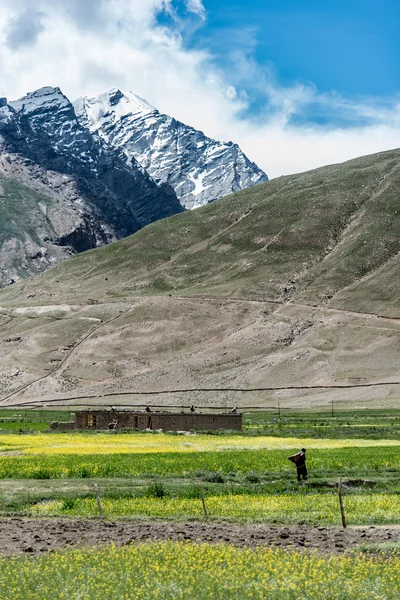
[163,0,400,128]
[202,0,400,95]
[0,0,399,176]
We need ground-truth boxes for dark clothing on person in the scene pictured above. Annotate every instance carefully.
[296,453,306,467]
[296,463,308,482]
[288,449,307,481]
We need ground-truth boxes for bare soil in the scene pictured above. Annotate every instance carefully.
[1,297,400,410]
[1,518,399,557]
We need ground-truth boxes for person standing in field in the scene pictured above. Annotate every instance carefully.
[288,448,307,482]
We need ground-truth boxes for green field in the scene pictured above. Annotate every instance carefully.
[1,409,400,599]
[1,409,400,525]
[0,445,399,479]
[244,409,400,439]
[3,407,400,437]
[0,409,74,433]
[29,492,400,525]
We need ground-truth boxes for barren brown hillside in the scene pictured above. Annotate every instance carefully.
[0,149,399,408]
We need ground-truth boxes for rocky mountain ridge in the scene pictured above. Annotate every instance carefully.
[0,146,117,287]
[74,88,268,209]
[6,87,182,233]
[0,86,267,286]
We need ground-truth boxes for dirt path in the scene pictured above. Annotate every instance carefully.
[172,293,400,323]
[1,518,399,557]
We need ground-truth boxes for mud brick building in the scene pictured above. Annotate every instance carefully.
[71,410,242,432]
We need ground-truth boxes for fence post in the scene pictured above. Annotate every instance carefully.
[338,477,346,528]
[198,482,208,518]
[94,483,104,518]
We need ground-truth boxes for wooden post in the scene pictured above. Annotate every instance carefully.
[94,483,104,518]
[338,477,346,528]
[198,482,208,518]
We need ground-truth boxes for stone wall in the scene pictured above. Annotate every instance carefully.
[50,421,76,430]
[75,410,242,432]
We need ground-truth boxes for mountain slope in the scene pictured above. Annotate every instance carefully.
[0,85,267,287]
[75,89,268,210]
[0,167,114,287]
[0,148,399,407]
[4,148,398,314]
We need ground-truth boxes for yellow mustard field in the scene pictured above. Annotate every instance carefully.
[1,542,400,600]
[32,492,400,525]
[1,432,400,455]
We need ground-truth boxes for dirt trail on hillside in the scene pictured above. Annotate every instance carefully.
[1,518,399,557]
[173,294,400,322]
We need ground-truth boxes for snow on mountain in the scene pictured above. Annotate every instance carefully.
[0,98,15,125]
[10,86,71,115]
[0,84,268,287]
[5,87,183,232]
[74,89,155,125]
[10,87,99,173]
[75,89,268,210]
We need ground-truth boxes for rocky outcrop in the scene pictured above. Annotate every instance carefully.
[0,147,116,287]
[75,89,268,210]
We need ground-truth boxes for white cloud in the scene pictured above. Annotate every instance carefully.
[238,122,400,179]
[185,0,206,19]
[0,0,398,178]
[5,8,45,50]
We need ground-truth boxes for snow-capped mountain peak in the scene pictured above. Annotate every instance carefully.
[0,85,184,287]
[75,88,268,210]
[9,86,70,115]
[74,88,155,132]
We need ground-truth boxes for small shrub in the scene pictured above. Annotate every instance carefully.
[355,542,400,557]
[146,481,168,499]
[245,472,260,484]
[182,485,201,499]
[203,471,225,484]
[77,467,91,478]
[61,498,76,511]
